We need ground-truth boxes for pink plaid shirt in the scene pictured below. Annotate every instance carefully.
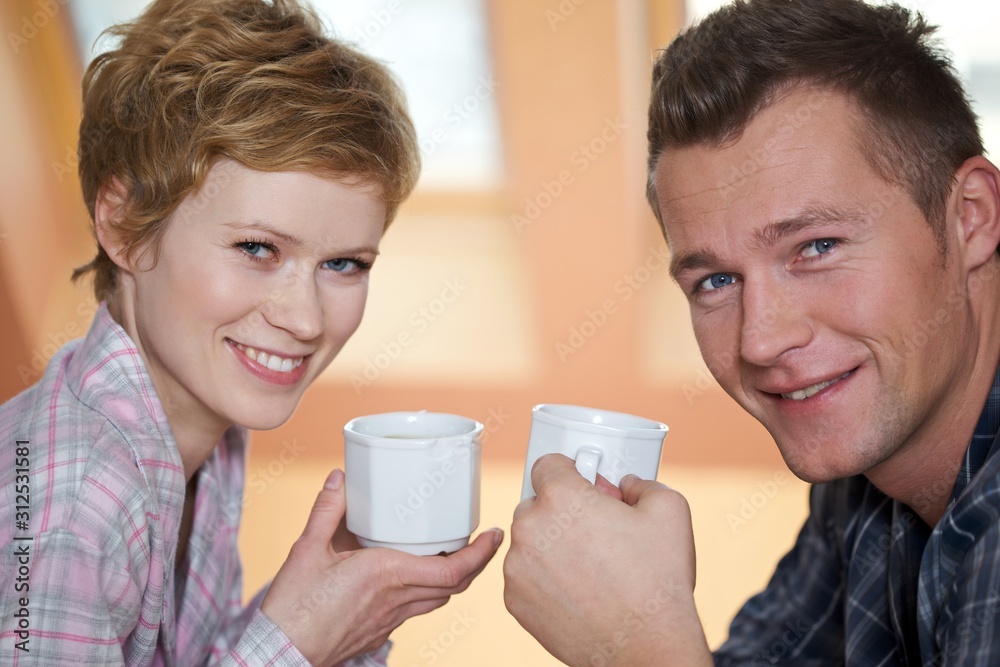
[0,305,388,666]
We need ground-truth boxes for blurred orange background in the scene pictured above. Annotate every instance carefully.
[6,0,993,664]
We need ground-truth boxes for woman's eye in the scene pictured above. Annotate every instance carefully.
[324,258,371,273]
[237,241,274,260]
[326,258,353,272]
[697,273,735,293]
[802,238,838,258]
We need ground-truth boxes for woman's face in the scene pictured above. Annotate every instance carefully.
[121,159,386,434]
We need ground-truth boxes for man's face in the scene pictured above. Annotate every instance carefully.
[655,87,971,483]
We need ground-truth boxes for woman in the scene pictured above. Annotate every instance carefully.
[0,0,502,664]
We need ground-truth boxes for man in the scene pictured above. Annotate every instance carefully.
[503,0,1000,665]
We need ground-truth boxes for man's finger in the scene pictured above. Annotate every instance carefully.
[619,474,672,508]
[530,452,595,497]
[595,473,624,500]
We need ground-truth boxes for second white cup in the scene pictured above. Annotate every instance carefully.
[520,404,668,500]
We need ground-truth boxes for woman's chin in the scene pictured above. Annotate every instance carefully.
[230,404,299,432]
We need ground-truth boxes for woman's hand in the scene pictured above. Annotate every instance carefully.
[261,469,503,666]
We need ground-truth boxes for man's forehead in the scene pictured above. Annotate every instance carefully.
[654,89,865,215]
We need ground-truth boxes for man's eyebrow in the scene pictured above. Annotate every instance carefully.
[751,206,866,252]
[669,206,866,280]
[669,249,725,281]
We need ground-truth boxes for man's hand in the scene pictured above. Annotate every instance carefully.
[503,454,712,667]
[261,469,503,666]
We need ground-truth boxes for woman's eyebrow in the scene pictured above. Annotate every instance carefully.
[224,220,304,247]
[223,220,380,256]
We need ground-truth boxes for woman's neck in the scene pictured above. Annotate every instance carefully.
[107,290,228,482]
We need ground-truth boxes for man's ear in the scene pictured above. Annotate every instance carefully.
[93,178,132,271]
[950,156,1000,272]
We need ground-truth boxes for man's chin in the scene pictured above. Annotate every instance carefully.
[774,439,868,485]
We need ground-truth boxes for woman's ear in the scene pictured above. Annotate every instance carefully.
[94,179,132,271]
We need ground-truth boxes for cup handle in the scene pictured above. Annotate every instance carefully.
[574,447,602,484]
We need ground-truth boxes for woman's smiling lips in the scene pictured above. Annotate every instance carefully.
[226,338,309,385]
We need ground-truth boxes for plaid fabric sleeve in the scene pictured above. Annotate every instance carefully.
[212,585,390,666]
[213,609,309,667]
[713,483,846,666]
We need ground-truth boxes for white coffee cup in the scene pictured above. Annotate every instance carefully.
[344,411,482,556]
[520,404,668,500]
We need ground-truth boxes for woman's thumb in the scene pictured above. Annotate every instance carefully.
[300,469,347,544]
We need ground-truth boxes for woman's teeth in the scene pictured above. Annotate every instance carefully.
[782,371,851,400]
[233,342,304,373]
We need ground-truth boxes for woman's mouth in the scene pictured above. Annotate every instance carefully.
[231,341,304,373]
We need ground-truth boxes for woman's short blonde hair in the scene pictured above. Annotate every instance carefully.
[74,0,420,301]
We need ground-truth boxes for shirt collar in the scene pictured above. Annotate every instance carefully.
[951,363,1000,502]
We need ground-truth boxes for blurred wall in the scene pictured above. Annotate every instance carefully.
[0,0,781,471]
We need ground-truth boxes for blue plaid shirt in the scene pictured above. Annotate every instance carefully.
[715,369,1000,666]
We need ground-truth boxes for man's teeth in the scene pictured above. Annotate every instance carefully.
[233,343,304,373]
[782,372,851,400]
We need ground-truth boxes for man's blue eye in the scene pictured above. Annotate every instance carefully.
[698,273,735,292]
[803,238,838,258]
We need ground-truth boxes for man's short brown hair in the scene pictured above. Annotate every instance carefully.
[646,0,983,244]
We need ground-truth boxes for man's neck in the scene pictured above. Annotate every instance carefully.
[867,335,1000,527]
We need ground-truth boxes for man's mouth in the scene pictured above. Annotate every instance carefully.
[780,371,852,400]
[231,341,304,373]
